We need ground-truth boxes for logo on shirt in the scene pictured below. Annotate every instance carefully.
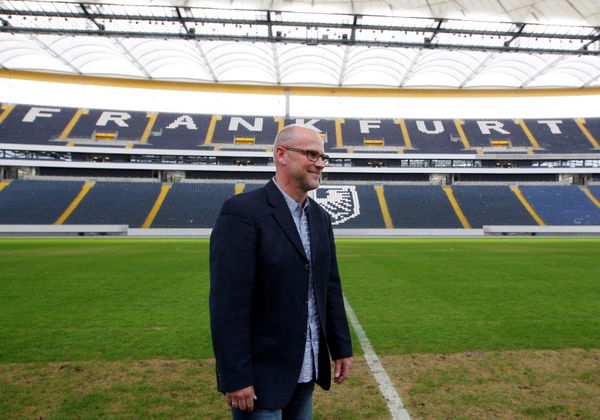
[314,185,360,225]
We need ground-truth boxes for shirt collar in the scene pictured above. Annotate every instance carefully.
[272,177,309,214]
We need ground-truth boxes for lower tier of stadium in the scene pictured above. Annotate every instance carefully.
[1,179,600,229]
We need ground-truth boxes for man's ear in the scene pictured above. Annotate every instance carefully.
[274,146,286,165]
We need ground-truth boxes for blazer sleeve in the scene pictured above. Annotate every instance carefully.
[324,212,353,361]
[209,197,257,392]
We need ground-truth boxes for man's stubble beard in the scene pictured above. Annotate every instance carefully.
[294,170,321,193]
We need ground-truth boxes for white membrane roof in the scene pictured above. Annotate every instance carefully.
[0,0,599,89]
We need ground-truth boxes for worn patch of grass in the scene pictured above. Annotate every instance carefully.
[385,348,600,419]
[0,358,387,420]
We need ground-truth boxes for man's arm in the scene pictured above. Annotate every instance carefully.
[324,214,353,362]
[209,197,257,393]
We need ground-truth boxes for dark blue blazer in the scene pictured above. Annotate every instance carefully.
[209,180,353,409]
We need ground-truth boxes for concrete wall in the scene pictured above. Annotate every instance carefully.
[2,225,600,237]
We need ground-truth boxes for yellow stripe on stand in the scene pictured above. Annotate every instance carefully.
[55,183,94,225]
[139,112,158,143]
[580,186,600,208]
[393,119,413,149]
[575,119,600,149]
[510,186,545,226]
[443,187,471,229]
[335,119,345,148]
[0,181,12,192]
[235,184,245,195]
[274,117,285,132]
[514,120,541,149]
[142,184,172,228]
[374,185,394,229]
[59,109,89,140]
[453,120,472,149]
[204,115,222,146]
[0,104,15,124]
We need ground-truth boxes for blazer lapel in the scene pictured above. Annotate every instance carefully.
[265,180,308,262]
[307,198,323,267]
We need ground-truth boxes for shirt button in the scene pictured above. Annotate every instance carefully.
[304,264,309,270]
[302,333,307,339]
[304,299,308,304]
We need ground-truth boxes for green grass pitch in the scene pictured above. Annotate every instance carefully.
[1,237,599,363]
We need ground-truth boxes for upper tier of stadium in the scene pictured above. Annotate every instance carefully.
[2,103,599,155]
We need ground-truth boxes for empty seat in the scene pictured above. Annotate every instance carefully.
[65,182,161,227]
[520,185,600,225]
[152,183,235,228]
[384,185,462,228]
[0,180,84,224]
[452,185,537,228]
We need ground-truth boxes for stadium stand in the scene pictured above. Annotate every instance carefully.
[64,181,162,228]
[337,119,406,151]
[0,179,84,224]
[151,183,235,228]
[519,185,600,225]
[383,185,463,228]
[458,119,533,150]
[0,105,76,145]
[451,185,538,228]
[403,119,466,154]
[62,109,151,145]
[2,102,600,232]
[3,103,600,154]
[209,116,280,148]
[141,112,212,150]
[589,186,600,200]
[241,182,268,193]
[526,119,597,153]
[2,179,600,229]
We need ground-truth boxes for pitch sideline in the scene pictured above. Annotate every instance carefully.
[343,296,412,420]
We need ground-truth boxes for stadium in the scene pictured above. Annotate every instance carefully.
[1,0,599,419]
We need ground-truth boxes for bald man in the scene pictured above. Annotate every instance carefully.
[209,125,352,419]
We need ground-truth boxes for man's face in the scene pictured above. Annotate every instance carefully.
[283,129,326,192]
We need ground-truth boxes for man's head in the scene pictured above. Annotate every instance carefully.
[273,124,328,198]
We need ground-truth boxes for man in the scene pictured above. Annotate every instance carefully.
[209,124,353,419]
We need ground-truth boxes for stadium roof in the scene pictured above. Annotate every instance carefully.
[1,0,599,89]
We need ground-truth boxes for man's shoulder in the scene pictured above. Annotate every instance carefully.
[222,184,268,209]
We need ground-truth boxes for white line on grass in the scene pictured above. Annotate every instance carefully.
[343,295,412,420]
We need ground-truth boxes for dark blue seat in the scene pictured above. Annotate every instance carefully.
[65,182,162,227]
[0,104,75,145]
[459,119,531,149]
[403,119,466,153]
[452,185,537,228]
[526,119,594,153]
[152,183,235,228]
[384,185,462,228]
[520,185,600,225]
[0,180,84,223]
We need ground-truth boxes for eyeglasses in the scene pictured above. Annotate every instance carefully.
[280,146,330,164]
